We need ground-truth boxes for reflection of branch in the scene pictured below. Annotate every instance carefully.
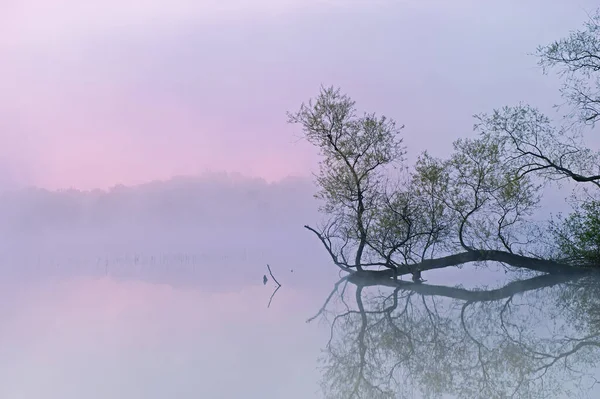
[534,340,600,374]
[318,270,600,398]
[307,275,350,323]
[268,285,281,308]
[460,301,492,388]
[352,286,368,398]
[351,273,582,302]
[266,264,282,308]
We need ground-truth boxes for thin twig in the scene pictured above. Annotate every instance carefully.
[267,264,282,287]
[266,264,282,308]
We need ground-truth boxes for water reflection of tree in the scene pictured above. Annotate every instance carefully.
[315,274,600,399]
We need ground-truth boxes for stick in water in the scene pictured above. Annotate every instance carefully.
[266,264,282,308]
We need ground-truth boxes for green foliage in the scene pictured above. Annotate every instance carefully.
[288,86,405,267]
[294,57,598,271]
[413,134,540,253]
[291,88,546,269]
[551,199,600,266]
[288,86,405,215]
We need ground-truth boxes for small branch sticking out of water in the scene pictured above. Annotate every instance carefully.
[267,264,282,308]
[267,264,281,287]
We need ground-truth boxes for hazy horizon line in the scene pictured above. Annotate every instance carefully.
[3,170,315,194]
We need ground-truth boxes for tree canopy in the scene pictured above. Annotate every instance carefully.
[288,9,600,282]
[288,9,600,399]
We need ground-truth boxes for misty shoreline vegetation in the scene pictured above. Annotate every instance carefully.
[0,174,325,290]
[0,173,317,250]
[290,10,600,287]
[0,173,315,231]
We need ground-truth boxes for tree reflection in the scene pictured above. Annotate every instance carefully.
[315,273,600,398]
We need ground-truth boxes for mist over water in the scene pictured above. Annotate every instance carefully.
[0,174,340,398]
[4,0,600,397]
[1,173,599,398]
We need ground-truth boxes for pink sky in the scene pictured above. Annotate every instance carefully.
[1,0,597,190]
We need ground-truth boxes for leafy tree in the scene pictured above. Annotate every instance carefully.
[289,11,600,280]
[551,199,600,265]
[288,86,404,271]
[296,10,600,399]
[290,88,589,279]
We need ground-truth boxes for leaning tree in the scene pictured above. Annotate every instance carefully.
[288,10,600,284]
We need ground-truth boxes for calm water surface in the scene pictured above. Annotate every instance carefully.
[2,252,600,398]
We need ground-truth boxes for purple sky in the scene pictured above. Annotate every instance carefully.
[1,0,598,190]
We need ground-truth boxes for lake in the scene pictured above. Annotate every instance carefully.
[2,246,600,398]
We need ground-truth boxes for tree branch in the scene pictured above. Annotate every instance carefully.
[266,264,282,308]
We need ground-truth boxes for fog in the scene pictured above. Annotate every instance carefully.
[0,171,587,398]
[3,0,600,397]
[0,173,340,398]
[0,173,341,290]
[2,0,599,189]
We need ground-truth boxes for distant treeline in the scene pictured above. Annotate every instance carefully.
[0,173,317,233]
